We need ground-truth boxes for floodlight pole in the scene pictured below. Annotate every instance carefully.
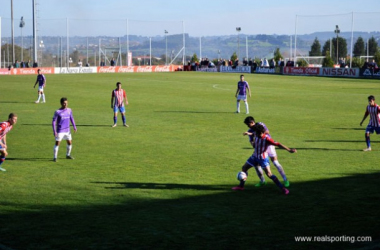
[32,0,38,65]
[236,27,241,60]
[20,16,25,62]
[11,0,15,64]
[165,30,168,65]
[149,37,152,66]
[0,17,2,68]
[334,25,340,64]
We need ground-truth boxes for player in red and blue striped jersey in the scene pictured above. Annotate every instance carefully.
[111,82,129,128]
[0,113,18,172]
[232,123,296,195]
[360,95,380,151]
[243,116,290,187]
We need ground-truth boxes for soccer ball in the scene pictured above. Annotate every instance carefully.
[237,171,247,181]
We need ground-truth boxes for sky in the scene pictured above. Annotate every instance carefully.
[1,0,380,37]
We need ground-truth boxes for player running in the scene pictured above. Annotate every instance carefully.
[243,116,290,187]
[52,97,77,162]
[232,123,296,195]
[111,82,129,127]
[360,95,380,151]
[235,74,251,114]
[33,69,46,103]
[0,113,18,172]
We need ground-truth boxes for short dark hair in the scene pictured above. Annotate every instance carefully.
[254,123,266,134]
[368,95,375,101]
[244,116,255,125]
[116,82,121,86]
[60,97,67,105]
[8,113,17,119]
[240,74,244,78]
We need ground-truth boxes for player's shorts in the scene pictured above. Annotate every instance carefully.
[38,86,44,92]
[365,125,380,134]
[113,105,125,113]
[246,155,270,168]
[55,132,72,141]
[237,95,247,101]
[267,145,277,158]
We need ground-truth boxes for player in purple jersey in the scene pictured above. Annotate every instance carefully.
[360,95,380,151]
[52,97,77,162]
[33,69,46,103]
[232,123,296,194]
[235,75,251,114]
[243,116,290,187]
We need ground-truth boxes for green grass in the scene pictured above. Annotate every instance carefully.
[0,72,379,249]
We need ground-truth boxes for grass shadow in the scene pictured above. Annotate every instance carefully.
[1,173,379,249]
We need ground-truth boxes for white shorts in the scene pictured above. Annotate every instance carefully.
[55,132,72,141]
[267,145,277,158]
[237,95,247,101]
[38,86,44,92]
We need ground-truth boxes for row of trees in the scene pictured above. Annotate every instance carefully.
[308,36,380,67]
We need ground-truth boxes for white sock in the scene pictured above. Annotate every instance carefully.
[54,146,59,158]
[236,102,240,112]
[273,160,287,181]
[66,145,72,156]
[244,101,249,113]
[255,166,265,182]
[42,94,45,102]
[37,94,41,102]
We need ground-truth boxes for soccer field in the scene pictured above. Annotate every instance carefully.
[0,72,379,249]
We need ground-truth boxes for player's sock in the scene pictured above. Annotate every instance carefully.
[113,117,117,125]
[365,134,371,148]
[42,94,45,102]
[0,156,5,166]
[270,175,284,189]
[236,102,240,113]
[244,101,249,113]
[37,94,41,102]
[54,146,59,159]
[273,160,287,181]
[122,115,126,125]
[66,145,72,156]
[254,166,265,182]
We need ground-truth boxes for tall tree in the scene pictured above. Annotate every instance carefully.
[322,40,335,61]
[366,36,379,56]
[322,50,334,67]
[330,37,348,63]
[353,37,366,57]
[273,48,283,62]
[309,38,322,56]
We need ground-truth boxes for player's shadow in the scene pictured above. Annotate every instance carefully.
[92,182,230,191]
[155,111,233,114]
[6,157,51,161]
[22,124,111,127]
[295,147,362,152]
[332,128,365,131]
[0,101,32,104]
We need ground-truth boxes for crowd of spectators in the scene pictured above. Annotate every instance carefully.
[7,59,38,70]
[362,59,378,70]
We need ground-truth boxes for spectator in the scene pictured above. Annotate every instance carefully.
[26,60,31,68]
[252,60,258,72]
[14,60,20,68]
[243,58,248,66]
[362,59,370,69]
[371,59,378,69]
[269,59,275,69]
[77,59,83,67]
[110,58,115,66]
[280,59,285,67]
[100,60,105,67]
[33,61,38,68]
[262,58,269,67]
